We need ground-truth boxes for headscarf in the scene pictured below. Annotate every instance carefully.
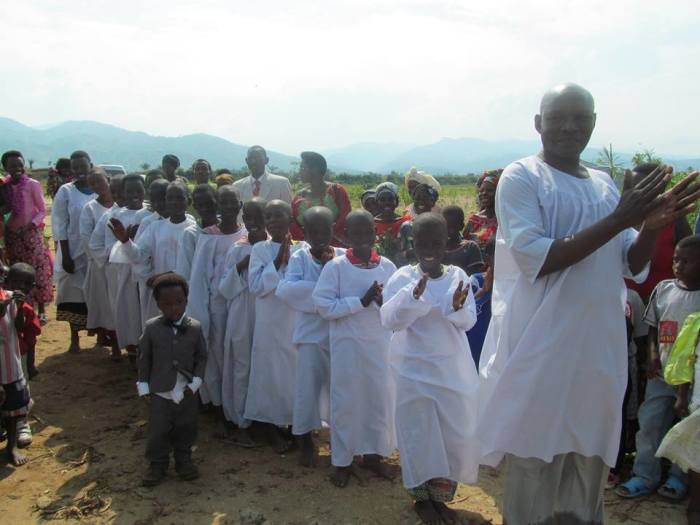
[375,182,399,199]
[360,189,376,206]
[215,174,235,187]
[404,167,441,194]
[477,168,503,188]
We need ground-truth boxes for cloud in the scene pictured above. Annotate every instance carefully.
[1,0,698,155]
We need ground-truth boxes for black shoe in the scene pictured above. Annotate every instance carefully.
[176,462,199,481]
[142,465,166,486]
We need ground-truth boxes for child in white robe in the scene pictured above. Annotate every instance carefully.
[187,186,246,417]
[313,210,397,488]
[219,198,268,448]
[80,170,118,358]
[175,185,219,282]
[277,207,343,467]
[105,175,151,363]
[245,199,304,453]
[381,213,479,525]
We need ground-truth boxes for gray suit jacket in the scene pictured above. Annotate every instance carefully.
[137,315,207,393]
[233,171,293,204]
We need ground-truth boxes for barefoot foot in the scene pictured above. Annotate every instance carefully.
[7,447,28,466]
[330,466,351,488]
[361,454,398,480]
[297,434,316,467]
[414,501,442,525]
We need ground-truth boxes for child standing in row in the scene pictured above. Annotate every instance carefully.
[381,213,479,525]
[245,200,304,452]
[313,210,397,487]
[176,185,219,281]
[219,198,268,447]
[277,207,344,466]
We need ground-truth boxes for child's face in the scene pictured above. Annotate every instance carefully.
[6,272,35,295]
[242,204,266,243]
[71,157,92,182]
[304,217,333,252]
[156,286,187,322]
[124,180,145,210]
[149,185,168,216]
[218,189,241,221]
[362,196,378,217]
[414,226,447,275]
[673,245,700,288]
[5,156,25,180]
[165,186,189,218]
[444,216,464,240]
[110,179,125,207]
[413,187,435,215]
[88,174,110,198]
[193,191,217,222]
[346,217,376,252]
[193,162,211,184]
[376,191,397,217]
[163,162,177,179]
[264,204,291,241]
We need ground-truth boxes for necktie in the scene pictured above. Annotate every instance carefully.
[253,180,261,197]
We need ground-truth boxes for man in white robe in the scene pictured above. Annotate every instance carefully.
[477,83,700,525]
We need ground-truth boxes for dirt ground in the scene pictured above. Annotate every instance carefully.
[0,306,688,525]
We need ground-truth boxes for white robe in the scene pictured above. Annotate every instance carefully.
[276,246,344,435]
[313,254,397,466]
[186,227,247,406]
[51,183,95,305]
[131,212,161,331]
[381,264,479,488]
[478,156,648,468]
[244,240,305,426]
[79,199,115,330]
[174,224,202,282]
[219,240,256,426]
[122,217,197,325]
[105,207,152,347]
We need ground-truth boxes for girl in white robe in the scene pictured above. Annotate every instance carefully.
[312,210,397,487]
[174,184,219,282]
[51,152,95,352]
[245,200,304,452]
[80,170,118,357]
[380,212,479,524]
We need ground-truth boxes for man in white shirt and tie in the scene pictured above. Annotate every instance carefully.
[234,146,293,204]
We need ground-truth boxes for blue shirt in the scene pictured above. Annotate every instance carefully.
[467,272,491,367]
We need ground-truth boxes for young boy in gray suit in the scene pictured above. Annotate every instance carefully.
[137,272,207,486]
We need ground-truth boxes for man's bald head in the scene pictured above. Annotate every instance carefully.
[539,83,595,115]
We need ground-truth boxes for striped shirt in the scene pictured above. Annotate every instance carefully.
[0,290,23,385]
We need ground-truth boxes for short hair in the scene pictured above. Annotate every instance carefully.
[192,158,212,171]
[413,212,447,238]
[265,199,292,216]
[7,262,35,280]
[122,174,145,188]
[162,154,180,168]
[1,150,23,169]
[152,272,189,300]
[301,151,327,176]
[677,235,700,253]
[243,197,267,214]
[70,150,91,162]
[247,145,267,157]
[632,162,660,176]
[148,178,169,197]
[217,184,240,198]
[442,205,465,225]
[55,158,71,171]
[192,183,216,200]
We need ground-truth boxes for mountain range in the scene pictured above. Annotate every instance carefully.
[1,117,698,175]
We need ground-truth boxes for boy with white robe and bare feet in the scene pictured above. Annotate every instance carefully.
[245,200,305,452]
[277,207,343,467]
[381,213,479,525]
[313,210,397,488]
[219,198,267,448]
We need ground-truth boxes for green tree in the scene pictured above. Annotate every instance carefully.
[631,148,662,167]
[140,162,151,171]
[596,144,624,185]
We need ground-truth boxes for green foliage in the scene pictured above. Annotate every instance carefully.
[632,148,663,167]
[596,144,624,185]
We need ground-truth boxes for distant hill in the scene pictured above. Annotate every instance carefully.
[1,117,697,175]
[0,118,298,172]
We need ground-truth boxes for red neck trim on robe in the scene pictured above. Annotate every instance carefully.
[345,248,380,268]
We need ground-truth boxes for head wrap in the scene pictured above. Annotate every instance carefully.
[375,182,399,199]
[360,189,376,205]
[404,167,441,193]
[215,174,235,186]
[477,168,503,188]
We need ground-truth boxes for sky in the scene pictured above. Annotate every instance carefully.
[2,0,699,156]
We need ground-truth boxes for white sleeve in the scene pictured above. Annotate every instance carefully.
[51,186,70,241]
[219,247,248,301]
[79,204,95,259]
[248,244,281,297]
[496,166,555,284]
[440,272,477,330]
[622,227,650,283]
[276,252,317,313]
[175,228,197,281]
[380,274,432,331]
[89,214,110,267]
[312,262,364,320]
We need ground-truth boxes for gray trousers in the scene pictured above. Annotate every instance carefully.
[146,393,198,468]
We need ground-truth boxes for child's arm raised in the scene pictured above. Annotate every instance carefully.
[440,274,477,331]
[380,272,432,331]
[276,251,318,313]
[249,242,284,297]
[219,246,250,301]
[312,261,366,320]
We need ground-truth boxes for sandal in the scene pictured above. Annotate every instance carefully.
[657,475,688,501]
[615,476,655,499]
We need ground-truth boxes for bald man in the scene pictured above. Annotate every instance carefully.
[477,83,700,524]
[234,146,293,204]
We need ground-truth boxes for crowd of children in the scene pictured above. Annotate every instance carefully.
[1,141,699,525]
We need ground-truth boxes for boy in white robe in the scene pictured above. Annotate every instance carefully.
[105,175,151,364]
[245,200,304,453]
[186,186,246,423]
[276,207,343,467]
[175,185,219,282]
[112,182,196,327]
[381,213,478,525]
[219,198,267,448]
[80,170,118,358]
[313,210,397,488]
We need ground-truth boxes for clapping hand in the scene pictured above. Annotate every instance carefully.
[274,234,292,270]
[643,171,700,231]
[413,274,428,300]
[452,280,469,311]
[109,218,130,244]
[361,280,383,307]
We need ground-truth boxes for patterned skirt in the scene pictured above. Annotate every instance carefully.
[407,478,458,502]
[5,226,54,304]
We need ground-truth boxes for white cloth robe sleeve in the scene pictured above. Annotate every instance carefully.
[79,202,98,261]
[312,262,365,320]
[276,250,317,313]
[89,211,113,268]
[51,185,70,242]
[248,243,283,298]
[175,226,199,281]
[219,246,249,301]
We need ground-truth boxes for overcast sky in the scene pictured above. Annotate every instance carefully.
[3,0,699,155]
